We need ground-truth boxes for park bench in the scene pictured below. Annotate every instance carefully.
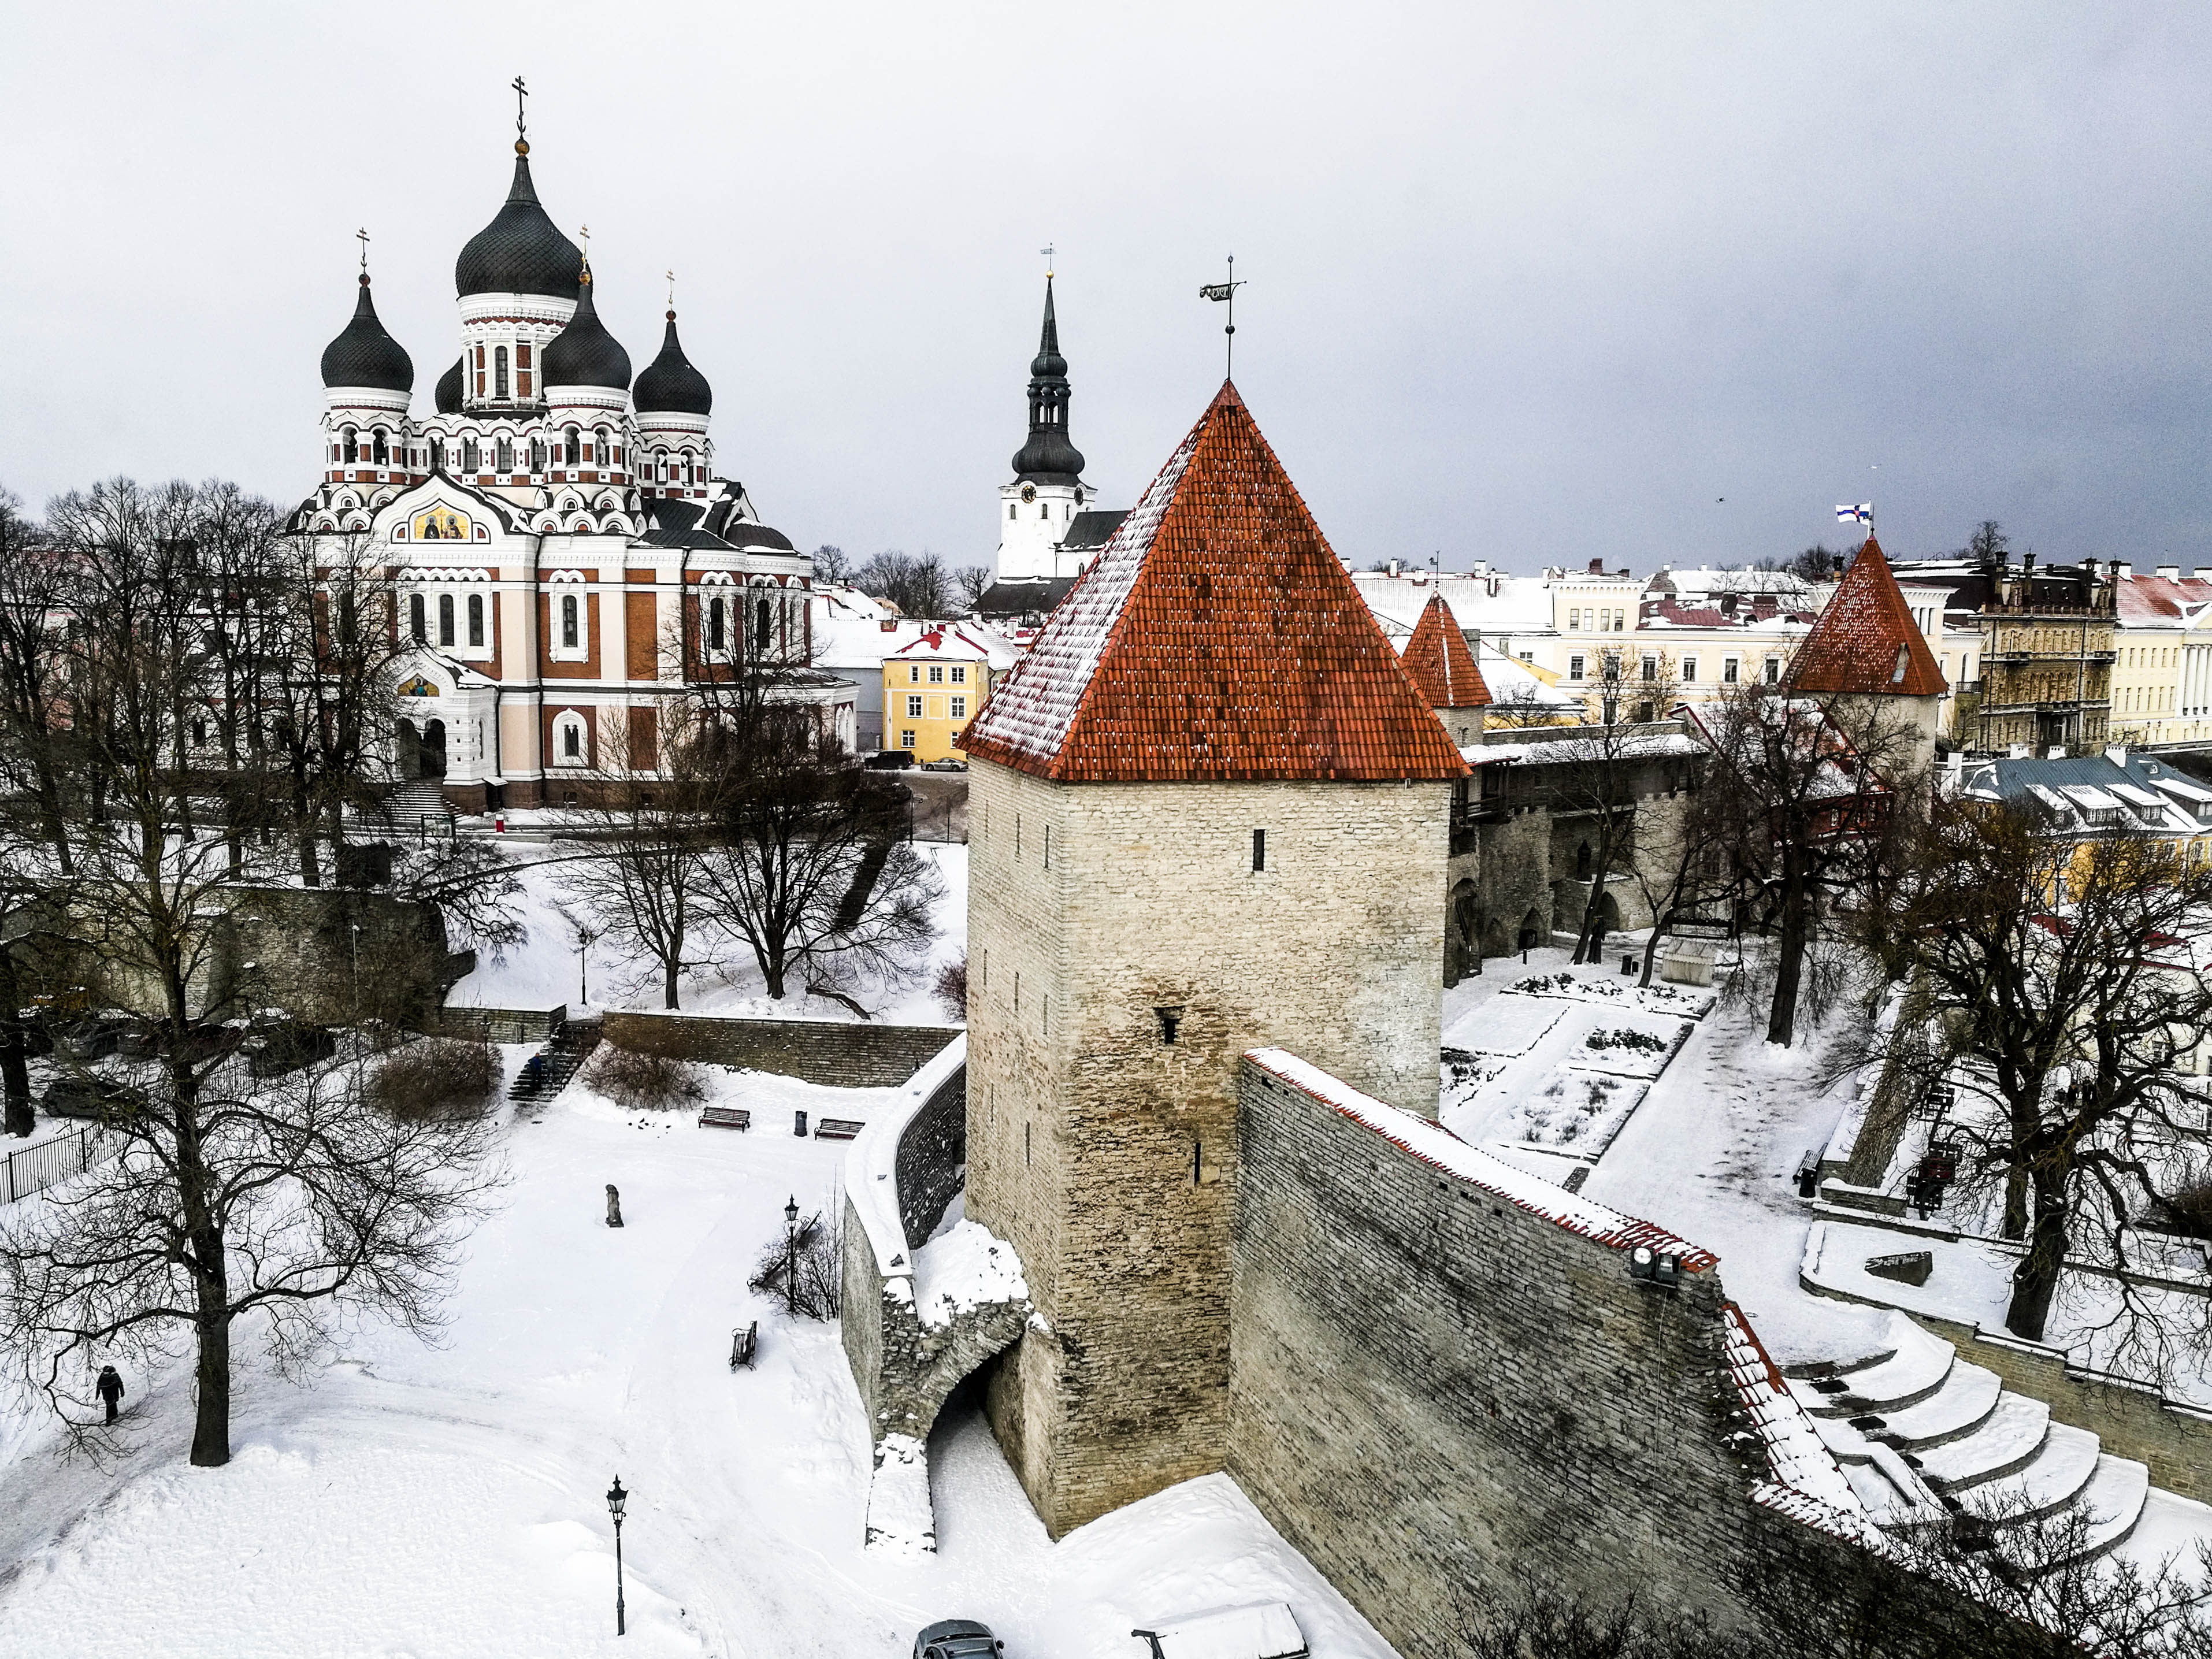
[698,1105,752,1131]
[729,1320,759,1369]
[812,1118,864,1141]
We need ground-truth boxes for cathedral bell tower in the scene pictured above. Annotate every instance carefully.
[995,274,1090,582]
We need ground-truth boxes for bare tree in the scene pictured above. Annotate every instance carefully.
[0,487,76,867]
[811,543,852,584]
[953,563,994,610]
[1862,799,2212,1353]
[853,549,951,620]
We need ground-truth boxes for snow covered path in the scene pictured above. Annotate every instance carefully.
[0,1074,1394,1658]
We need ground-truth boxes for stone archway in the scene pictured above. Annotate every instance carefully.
[1517,907,1544,951]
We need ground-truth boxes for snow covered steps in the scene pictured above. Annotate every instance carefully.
[1784,1317,2154,1562]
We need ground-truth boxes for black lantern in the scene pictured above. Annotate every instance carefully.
[606,1475,628,1636]
[784,1196,801,1315]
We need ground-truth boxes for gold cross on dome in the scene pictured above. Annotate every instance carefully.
[665,269,676,308]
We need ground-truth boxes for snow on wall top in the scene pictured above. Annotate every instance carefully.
[1245,1048,1717,1272]
[1720,1301,1872,1531]
[913,1218,1030,1329]
[848,1033,969,1282]
[960,382,1469,784]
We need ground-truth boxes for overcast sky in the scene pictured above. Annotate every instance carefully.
[5,4,2211,575]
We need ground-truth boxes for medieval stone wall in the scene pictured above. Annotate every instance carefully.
[964,758,1451,1536]
[597,1010,957,1088]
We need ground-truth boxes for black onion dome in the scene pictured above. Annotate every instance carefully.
[542,273,631,389]
[726,522,794,551]
[435,357,463,414]
[633,311,712,415]
[1011,426,1085,483]
[320,274,413,392]
[454,146,584,299]
[1011,275,1083,483]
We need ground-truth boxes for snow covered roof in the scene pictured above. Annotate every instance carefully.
[1785,535,1947,699]
[1353,570,1554,637]
[1400,593,1491,710]
[2116,571,2212,628]
[848,1034,970,1282]
[1245,1048,1717,1271]
[961,383,1469,784]
[882,623,1018,670]
[1463,729,1703,767]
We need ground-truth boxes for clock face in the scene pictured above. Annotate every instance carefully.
[1019,484,1037,504]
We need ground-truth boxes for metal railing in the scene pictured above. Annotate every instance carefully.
[3,1124,125,1207]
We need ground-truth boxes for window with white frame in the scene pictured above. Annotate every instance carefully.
[1569,654,1586,680]
[950,695,967,719]
[552,710,588,767]
[1764,656,1780,684]
[1680,655,1698,682]
[899,729,916,748]
[928,665,944,684]
[907,695,924,718]
[548,576,590,663]
[1723,656,1740,684]
[950,665,967,684]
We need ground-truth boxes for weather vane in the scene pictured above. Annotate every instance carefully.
[355,227,370,273]
[1041,243,1056,279]
[1199,254,1245,379]
[512,75,529,145]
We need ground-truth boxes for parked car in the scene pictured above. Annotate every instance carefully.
[914,1620,1004,1659]
[921,758,967,772]
[867,749,916,770]
[42,1074,141,1122]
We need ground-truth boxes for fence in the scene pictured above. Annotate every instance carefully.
[4,1124,125,1207]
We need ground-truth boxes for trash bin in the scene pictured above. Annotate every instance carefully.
[793,1109,808,1137]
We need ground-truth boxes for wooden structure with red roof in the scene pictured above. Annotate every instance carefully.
[1400,591,1491,746]
[962,381,1463,1538]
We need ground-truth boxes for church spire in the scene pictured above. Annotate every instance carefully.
[1011,274,1085,486]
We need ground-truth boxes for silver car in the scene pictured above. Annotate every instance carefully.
[914,1620,1004,1659]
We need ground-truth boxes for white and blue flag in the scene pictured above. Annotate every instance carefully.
[1834,503,1873,525]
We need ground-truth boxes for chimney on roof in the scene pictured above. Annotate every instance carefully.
[1615,568,1631,580]
[2010,744,2031,759]
[2114,559,2132,577]
[1387,559,1401,578]
[2158,564,2181,579]
[1587,558,1605,577]
[2106,744,2128,767]
[2048,744,2068,760]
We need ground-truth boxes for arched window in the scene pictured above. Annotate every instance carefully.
[680,450,696,485]
[409,593,426,643]
[467,593,485,647]
[341,426,358,463]
[562,593,580,650]
[429,436,444,471]
[1039,503,1048,519]
[564,722,582,759]
[655,450,670,483]
[495,437,513,473]
[593,428,610,466]
[755,596,773,653]
[494,346,510,400]
[371,429,389,465]
[529,437,546,473]
[707,596,725,652]
[438,593,455,647]
[473,343,485,399]
[462,436,480,472]
[1008,504,1016,521]
[564,427,580,467]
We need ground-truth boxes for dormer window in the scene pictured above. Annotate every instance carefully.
[1892,644,1910,684]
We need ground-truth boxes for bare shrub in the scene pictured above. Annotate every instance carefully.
[934,953,968,1021]
[369,1036,495,1120]
[584,1044,706,1111]
[749,1209,842,1320]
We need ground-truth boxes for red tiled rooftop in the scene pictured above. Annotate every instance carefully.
[1785,533,1947,699]
[1401,593,1491,709]
[961,382,1469,784]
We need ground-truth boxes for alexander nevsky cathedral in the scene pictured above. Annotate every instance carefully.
[294,116,851,811]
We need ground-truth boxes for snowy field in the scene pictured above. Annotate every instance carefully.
[447,840,969,1028]
[0,1057,1394,1659]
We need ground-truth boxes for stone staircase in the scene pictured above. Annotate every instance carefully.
[378,780,450,837]
[1786,1319,2158,1564]
[507,1017,603,1106]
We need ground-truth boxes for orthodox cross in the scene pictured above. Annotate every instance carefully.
[355,227,370,273]
[512,76,529,143]
[1040,243,1055,279]
[665,269,676,309]
[578,224,591,276]
[1198,254,1245,379]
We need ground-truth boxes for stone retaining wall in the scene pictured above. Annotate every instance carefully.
[599,1011,959,1087]
[435,1004,567,1044]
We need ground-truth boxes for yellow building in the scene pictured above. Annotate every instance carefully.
[2110,567,2212,744]
[881,625,1016,761]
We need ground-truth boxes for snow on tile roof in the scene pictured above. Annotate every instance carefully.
[961,383,1470,784]
[1721,1301,1873,1531]
[1785,535,1947,699]
[1354,570,1554,637]
[1401,593,1491,709]
[1245,1048,1717,1271]
[2116,572,2212,628]
[883,624,1019,670]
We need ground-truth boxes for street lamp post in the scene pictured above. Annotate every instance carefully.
[349,922,362,1055]
[784,1194,799,1315]
[606,1475,628,1636]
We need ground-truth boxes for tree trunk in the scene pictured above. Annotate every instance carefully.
[1766,866,1811,1046]
[2005,1168,2070,1342]
[663,955,681,1010]
[0,952,28,1137]
[189,1293,231,1467]
[298,830,320,888]
[2001,1164,2029,1241]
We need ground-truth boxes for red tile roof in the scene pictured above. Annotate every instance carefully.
[1785,534,1947,698]
[960,383,1469,783]
[2115,572,2212,626]
[1401,593,1491,709]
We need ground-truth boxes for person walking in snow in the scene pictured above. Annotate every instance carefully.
[95,1365,124,1424]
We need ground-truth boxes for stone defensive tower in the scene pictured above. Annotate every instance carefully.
[957,382,1469,1536]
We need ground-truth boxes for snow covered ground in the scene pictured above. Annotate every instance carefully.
[0,1055,1393,1659]
[447,841,969,1027]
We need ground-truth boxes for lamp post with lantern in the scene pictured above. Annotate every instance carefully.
[784,1194,799,1315]
[606,1475,628,1636]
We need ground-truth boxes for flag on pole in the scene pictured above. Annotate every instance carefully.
[1199,281,1236,301]
[1834,503,1873,525]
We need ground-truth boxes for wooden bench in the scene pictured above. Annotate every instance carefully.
[729,1320,759,1370]
[698,1106,752,1131]
[812,1118,864,1141]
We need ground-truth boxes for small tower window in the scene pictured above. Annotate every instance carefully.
[409,593,426,643]
[1252,828,1265,871]
[462,436,480,473]
[564,721,582,759]
[473,343,485,399]
[495,437,513,473]
[372,429,389,465]
[595,428,610,466]
[438,593,455,647]
[467,593,485,648]
[529,437,546,473]
[429,436,444,471]
[707,596,725,652]
[755,597,772,653]
[1039,504,1048,519]
[341,427,358,463]
[1008,504,1017,521]
[494,346,510,399]
[562,593,580,650]
[1156,1007,1183,1046]
[565,427,581,467]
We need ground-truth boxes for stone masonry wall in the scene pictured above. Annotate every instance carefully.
[964,758,1451,1536]
[1229,1058,2063,1659]
[598,1011,957,1088]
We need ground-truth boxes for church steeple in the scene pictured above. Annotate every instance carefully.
[1011,275,1085,487]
